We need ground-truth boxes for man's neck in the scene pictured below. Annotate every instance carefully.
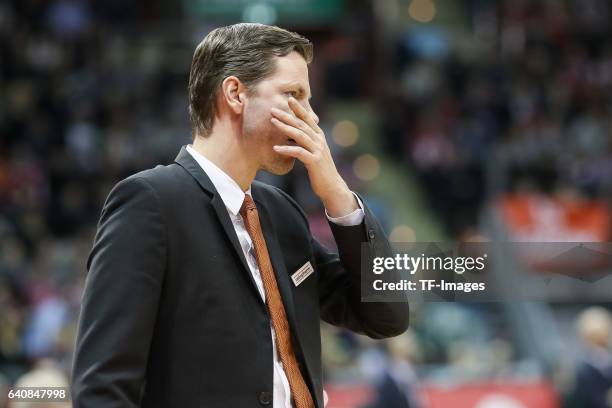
[191,131,257,192]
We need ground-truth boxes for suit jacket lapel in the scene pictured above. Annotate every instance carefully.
[174,146,264,306]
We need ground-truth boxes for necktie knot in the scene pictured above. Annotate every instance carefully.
[240,194,257,216]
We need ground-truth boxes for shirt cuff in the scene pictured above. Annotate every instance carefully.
[325,192,365,226]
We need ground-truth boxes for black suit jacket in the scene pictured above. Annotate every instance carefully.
[71,146,409,407]
[571,359,612,408]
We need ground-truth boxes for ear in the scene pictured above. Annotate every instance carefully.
[221,76,246,115]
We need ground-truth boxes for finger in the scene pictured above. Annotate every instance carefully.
[288,97,321,133]
[270,108,315,140]
[288,97,323,135]
[273,145,315,163]
[270,117,317,152]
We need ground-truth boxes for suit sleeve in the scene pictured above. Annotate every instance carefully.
[71,176,166,408]
[316,195,409,339]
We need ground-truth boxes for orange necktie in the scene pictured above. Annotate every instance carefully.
[240,194,315,408]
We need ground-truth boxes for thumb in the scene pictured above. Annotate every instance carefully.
[323,389,329,407]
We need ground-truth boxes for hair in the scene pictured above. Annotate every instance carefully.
[188,23,313,138]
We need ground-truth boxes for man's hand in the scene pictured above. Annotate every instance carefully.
[271,97,358,218]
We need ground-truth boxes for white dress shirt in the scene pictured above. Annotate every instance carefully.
[186,144,364,407]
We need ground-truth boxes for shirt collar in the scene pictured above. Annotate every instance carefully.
[186,144,251,216]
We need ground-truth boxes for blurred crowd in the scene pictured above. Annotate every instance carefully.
[0,0,190,392]
[1,0,612,407]
[384,0,612,238]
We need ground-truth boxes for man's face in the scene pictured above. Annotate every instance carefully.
[241,51,317,175]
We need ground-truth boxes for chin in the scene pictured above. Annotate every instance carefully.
[265,157,295,175]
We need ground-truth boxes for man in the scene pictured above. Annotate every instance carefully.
[71,23,409,408]
[571,307,612,408]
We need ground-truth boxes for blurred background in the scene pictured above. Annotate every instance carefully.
[1,0,612,407]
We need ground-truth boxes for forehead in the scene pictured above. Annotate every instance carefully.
[266,51,310,86]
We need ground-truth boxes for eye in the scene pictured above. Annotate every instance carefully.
[285,91,298,98]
